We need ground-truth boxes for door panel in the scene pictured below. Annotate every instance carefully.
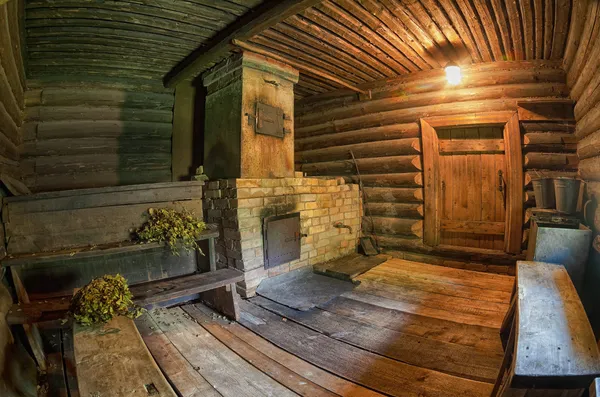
[439,126,506,250]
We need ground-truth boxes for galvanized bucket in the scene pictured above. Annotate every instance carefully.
[532,178,555,209]
[554,178,581,214]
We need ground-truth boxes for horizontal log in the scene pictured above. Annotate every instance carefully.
[439,139,504,154]
[21,138,171,157]
[26,76,174,94]
[525,190,535,206]
[524,170,578,186]
[297,83,567,128]
[295,123,420,152]
[517,100,575,121]
[362,217,423,238]
[520,122,575,133]
[22,153,171,176]
[296,98,524,137]
[423,112,514,127]
[26,39,189,59]
[368,234,520,265]
[577,102,600,140]
[24,169,172,193]
[27,58,170,77]
[579,156,600,181]
[523,133,577,151]
[26,106,173,123]
[302,155,422,176]
[364,187,424,203]
[26,120,172,140]
[343,173,423,187]
[365,202,424,218]
[577,129,600,160]
[27,65,165,81]
[30,88,174,110]
[440,220,505,236]
[297,138,420,163]
[524,153,579,170]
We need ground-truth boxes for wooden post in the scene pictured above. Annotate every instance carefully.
[420,119,440,246]
[503,113,524,254]
[172,81,196,181]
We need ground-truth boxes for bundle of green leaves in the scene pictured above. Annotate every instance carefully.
[70,274,143,326]
[135,207,207,255]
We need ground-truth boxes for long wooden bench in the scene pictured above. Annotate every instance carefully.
[1,182,244,371]
[492,261,600,396]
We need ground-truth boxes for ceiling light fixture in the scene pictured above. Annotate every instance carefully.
[445,62,462,86]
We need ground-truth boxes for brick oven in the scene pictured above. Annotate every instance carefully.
[201,52,361,297]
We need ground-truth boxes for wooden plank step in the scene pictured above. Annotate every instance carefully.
[250,296,502,383]
[2,226,219,267]
[313,253,388,281]
[238,300,493,397]
[131,268,244,309]
[73,316,177,397]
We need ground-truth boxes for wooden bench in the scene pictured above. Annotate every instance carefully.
[493,261,600,396]
[1,182,244,371]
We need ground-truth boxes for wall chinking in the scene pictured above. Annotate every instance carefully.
[295,61,573,265]
[0,0,26,186]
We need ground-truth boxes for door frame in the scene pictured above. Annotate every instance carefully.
[420,112,523,254]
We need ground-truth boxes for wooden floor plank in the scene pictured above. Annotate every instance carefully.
[182,304,339,397]
[320,296,503,352]
[136,314,222,397]
[213,309,384,397]
[376,259,514,292]
[342,290,503,328]
[73,316,177,397]
[313,253,388,281]
[239,300,493,397]
[150,307,298,397]
[362,266,511,303]
[356,278,509,315]
[251,296,502,383]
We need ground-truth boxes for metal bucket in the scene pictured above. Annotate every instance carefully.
[554,178,581,214]
[532,178,555,209]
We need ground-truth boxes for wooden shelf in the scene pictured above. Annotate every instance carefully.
[1,226,220,267]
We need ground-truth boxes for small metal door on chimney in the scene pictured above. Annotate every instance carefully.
[263,213,301,269]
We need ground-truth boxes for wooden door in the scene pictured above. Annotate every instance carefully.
[437,126,506,250]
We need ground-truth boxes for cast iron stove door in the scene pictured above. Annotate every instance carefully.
[263,212,301,269]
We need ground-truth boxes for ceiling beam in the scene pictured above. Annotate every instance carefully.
[163,0,323,88]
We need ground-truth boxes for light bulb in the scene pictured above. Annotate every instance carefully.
[445,63,462,86]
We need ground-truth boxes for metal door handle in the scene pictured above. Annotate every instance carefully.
[498,170,506,207]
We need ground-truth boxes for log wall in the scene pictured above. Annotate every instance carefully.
[564,0,600,234]
[295,61,571,260]
[0,0,26,184]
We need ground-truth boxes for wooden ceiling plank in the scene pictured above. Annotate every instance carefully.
[562,0,588,71]
[287,11,395,77]
[550,0,572,59]
[533,0,544,58]
[518,0,534,59]
[163,0,323,88]
[379,0,452,64]
[232,39,369,95]
[490,0,514,60]
[418,0,477,63]
[471,0,505,60]
[249,35,366,84]
[437,0,488,62]
[352,0,440,68]
[313,2,414,74]
[544,0,555,59]
[504,0,525,59]
[268,25,380,81]
[453,0,494,62]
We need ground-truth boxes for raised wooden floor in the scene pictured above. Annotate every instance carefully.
[138,258,512,396]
